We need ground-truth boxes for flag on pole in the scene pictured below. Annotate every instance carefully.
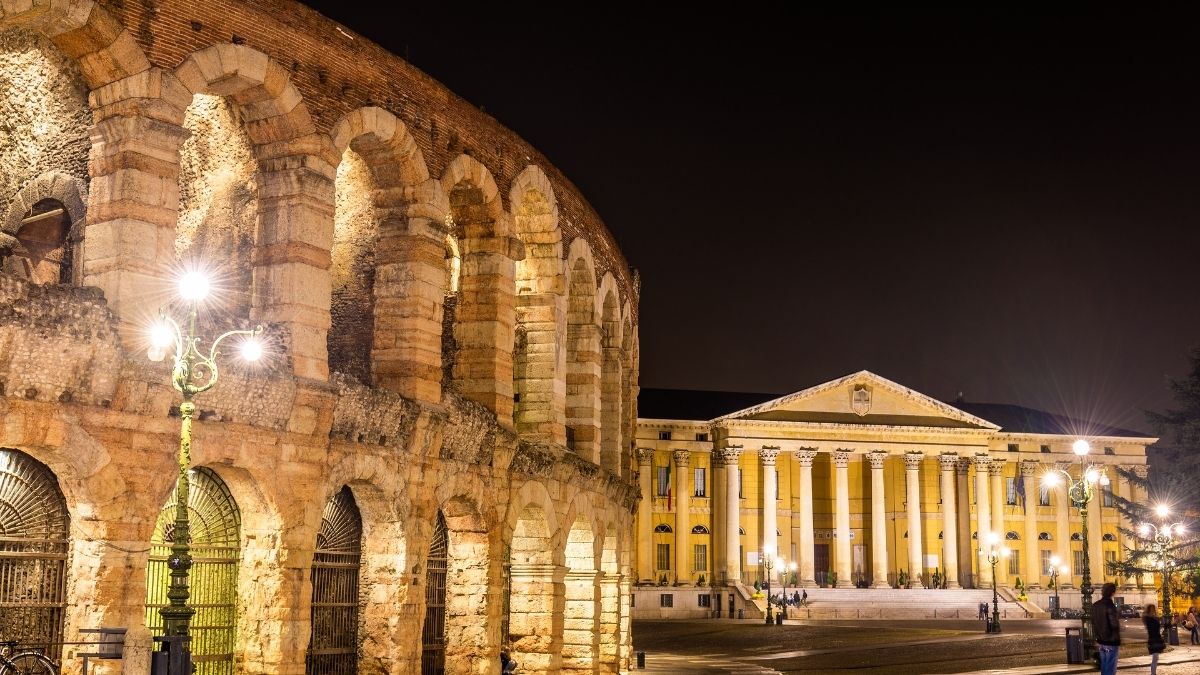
[1015,473,1027,513]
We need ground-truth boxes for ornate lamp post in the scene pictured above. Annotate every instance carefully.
[1139,505,1186,623]
[762,544,776,625]
[147,271,264,649]
[1048,555,1068,619]
[1042,439,1109,657]
[981,532,1009,633]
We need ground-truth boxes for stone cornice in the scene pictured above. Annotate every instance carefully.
[718,418,997,438]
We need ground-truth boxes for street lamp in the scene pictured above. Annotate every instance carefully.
[1048,556,1069,619]
[981,532,1010,633]
[762,544,776,625]
[148,270,264,653]
[1139,506,1186,624]
[1042,439,1109,657]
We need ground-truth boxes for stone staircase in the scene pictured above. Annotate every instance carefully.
[779,587,1034,620]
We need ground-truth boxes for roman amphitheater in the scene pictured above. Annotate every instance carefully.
[0,1,639,673]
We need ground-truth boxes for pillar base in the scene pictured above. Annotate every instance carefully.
[871,580,890,589]
[799,578,817,588]
[835,580,853,589]
[908,582,925,589]
[945,581,961,589]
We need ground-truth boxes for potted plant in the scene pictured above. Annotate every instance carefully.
[697,573,706,586]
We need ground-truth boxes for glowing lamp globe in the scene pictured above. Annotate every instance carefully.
[1085,468,1099,484]
[1139,524,1150,537]
[1176,524,1186,536]
[1099,473,1110,487]
[240,337,264,362]
[1156,504,1170,518]
[1050,555,1060,567]
[179,271,210,301]
[1073,439,1090,456]
[1060,565,1069,575]
[1043,472,1061,487]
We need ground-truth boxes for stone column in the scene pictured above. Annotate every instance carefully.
[673,449,691,583]
[868,451,890,588]
[1118,469,1136,590]
[636,448,654,583]
[721,446,743,585]
[956,458,974,587]
[1131,466,1153,588]
[939,453,961,589]
[1087,472,1104,584]
[904,452,926,588]
[796,449,818,588]
[761,446,780,561]
[1053,461,1075,588]
[974,453,993,586]
[1021,460,1042,588]
[833,450,853,588]
[713,451,727,583]
[990,459,1008,585]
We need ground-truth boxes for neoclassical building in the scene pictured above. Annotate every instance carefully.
[632,371,1156,617]
[0,2,639,674]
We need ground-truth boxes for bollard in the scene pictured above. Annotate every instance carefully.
[636,651,646,668]
[738,608,745,619]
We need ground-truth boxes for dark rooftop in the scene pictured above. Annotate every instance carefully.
[637,388,1152,438]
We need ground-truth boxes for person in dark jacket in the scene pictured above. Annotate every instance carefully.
[1091,582,1120,675]
[1144,604,1165,675]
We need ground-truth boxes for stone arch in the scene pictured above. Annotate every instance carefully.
[561,495,602,675]
[510,165,566,444]
[619,302,635,477]
[598,277,622,474]
[505,482,562,673]
[442,155,521,421]
[565,238,601,462]
[436,494,493,674]
[172,43,332,381]
[598,521,622,674]
[328,108,440,397]
[307,485,362,674]
[2,171,86,284]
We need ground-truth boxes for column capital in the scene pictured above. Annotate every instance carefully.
[760,446,780,465]
[904,451,924,470]
[717,446,743,465]
[868,450,888,470]
[673,449,691,466]
[1019,459,1041,477]
[956,457,973,475]
[795,448,818,467]
[939,452,959,470]
[973,452,992,472]
[832,450,852,468]
[636,447,654,465]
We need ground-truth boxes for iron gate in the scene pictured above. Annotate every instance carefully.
[421,513,448,675]
[0,449,68,662]
[307,486,361,674]
[146,467,240,675]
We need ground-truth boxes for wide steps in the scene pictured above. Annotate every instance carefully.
[776,588,1032,620]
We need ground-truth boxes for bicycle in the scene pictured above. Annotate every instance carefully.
[0,642,57,675]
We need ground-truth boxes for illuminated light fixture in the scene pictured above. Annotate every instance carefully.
[1072,439,1090,456]
[240,337,264,362]
[1156,504,1170,518]
[178,270,210,301]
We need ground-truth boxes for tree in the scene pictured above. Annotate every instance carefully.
[1110,347,1200,613]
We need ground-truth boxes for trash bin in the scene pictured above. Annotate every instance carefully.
[738,608,745,619]
[1167,625,1180,646]
[775,613,784,625]
[636,651,646,668]
[1065,627,1085,664]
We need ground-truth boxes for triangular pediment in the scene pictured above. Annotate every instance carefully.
[715,371,1000,430]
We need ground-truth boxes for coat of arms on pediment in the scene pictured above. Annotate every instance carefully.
[850,384,871,416]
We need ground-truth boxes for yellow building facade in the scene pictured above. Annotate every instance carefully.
[632,371,1155,616]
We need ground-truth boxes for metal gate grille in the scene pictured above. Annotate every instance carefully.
[0,449,68,662]
[307,486,361,674]
[146,467,240,675]
[421,512,448,675]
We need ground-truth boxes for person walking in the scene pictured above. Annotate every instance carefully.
[1187,607,1199,645]
[1144,604,1165,675]
[800,589,808,607]
[1091,582,1121,675]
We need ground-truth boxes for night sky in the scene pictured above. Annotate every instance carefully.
[302,6,1200,435]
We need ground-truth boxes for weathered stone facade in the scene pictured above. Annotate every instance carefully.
[0,2,639,673]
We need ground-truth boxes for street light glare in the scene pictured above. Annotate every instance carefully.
[1050,555,1060,566]
[1073,439,1090,456]
[987,532,999,545]
[1175,524,1186,536]
[1085,468,1099,484]
[240,337,264,362]
[150,321,174,348]
[1156,504,1170,518]
[179,271,210,301]
[1139,524,1150,537]
[1042,472,1061,487]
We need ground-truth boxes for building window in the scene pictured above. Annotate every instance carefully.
[1008,549,1020,576]
[1102,486,1114,508]
[691,525,709,534]
[630,593,635,608]
[1039,532,1052,541]
[654,524,673,534]
[656,466,670,497]
[660,594,673,608]
[738,468,743,499]
[694,467,706,497]
[695,432,709,442]
[1006,531,1019,540]
[1072,550,1086,577]
[1103,446,1115,455]
[698,594,711,608]
[1007,443,1019,453]
[1071,532,1083,541]
[656,544,671,571]
[1105,550,1117,572]
[658,431,672,440]
[1006,478,1018,506]
[1040,549,1052,575]
[1039,485,1051,507]
[693,544,707,572]
[1103,533,1117,542]
[1040,445,1051,453]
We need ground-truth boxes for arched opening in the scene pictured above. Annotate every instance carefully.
[421,512,449,675]
[175,93,258,323]
[441,229,462,388]
[507,504,559,672]
[4,198,74,284]
[598,524,621,674]
[563,514,599,675]
[146,467,240,675]
[620,316,634,477]
[328,149,377,383]
[566,255,599,461]
[307,486,362,674]
[0,449,69,662]
[428,499,491,674]
[600,290,621,472]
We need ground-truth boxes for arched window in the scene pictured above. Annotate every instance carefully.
[691,525,709,534]
[1006,531,1020,540]
[2,198,74,284]
[1071,532,1083,541]
[738,527,745,535]
[308,486,362,674]
[1039,532,1052,541]
[1102,533,1117,542]
[971,531,978,539]
[422,512,449,675]
[653,523,673,534]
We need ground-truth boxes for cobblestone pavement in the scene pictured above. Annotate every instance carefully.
[632,619,1200,674]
